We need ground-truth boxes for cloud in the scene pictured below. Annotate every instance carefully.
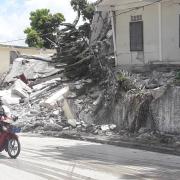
[0,0,96,46]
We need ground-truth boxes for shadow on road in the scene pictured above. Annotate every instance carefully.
[1,142,180,180]
[0,153,9,159]
[24,143,180,179]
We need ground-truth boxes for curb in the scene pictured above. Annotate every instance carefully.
[82,136,180,156]
[39,132,180,156]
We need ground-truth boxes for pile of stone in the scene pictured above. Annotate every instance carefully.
[0,56,110,135]
[0,12,118,136]
[67,122,117,136]
[20,111,117,136]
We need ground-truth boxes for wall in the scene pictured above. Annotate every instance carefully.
[0,45,55,74]
[0,47,10,74]
[161,1,180,61]
[115,4,160,65]
[111,85,180,134]
[152,86,180,134]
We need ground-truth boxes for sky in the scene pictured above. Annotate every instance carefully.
[0,0,97,46]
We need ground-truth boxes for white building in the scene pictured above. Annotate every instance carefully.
[96,0,180,65]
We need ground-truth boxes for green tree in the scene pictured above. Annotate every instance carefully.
[24,9,65,48]
[70,0,95,23]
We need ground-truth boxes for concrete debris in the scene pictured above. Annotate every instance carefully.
[30,86,51,99]
[151,86,167,100]
[43,123,63,132]
[0,79,32,104]
[40,86,69,108]
[32,78,61,91]
[11,79,32,98]
[63,127,70,131]
[5,57,60,82]
[67,92,77,99]
[93,93,103,106]
[52,110,60,117]
[0,90,20,105]
[101,124,117,132]
[20,54,53,62]
[101,125,110,131]
[67,119,77,127]
[109,124,117,130]
[0,11,117,136]
[75,84,84,90]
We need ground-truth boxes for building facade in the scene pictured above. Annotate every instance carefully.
[96,0,180,65]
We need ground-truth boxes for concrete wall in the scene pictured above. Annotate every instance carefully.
[152,86,180,134]
[161,1,180,61]
[0,45,55,74]
[111,85,180,134]
[0,47,10,74]
[115,2,180,65]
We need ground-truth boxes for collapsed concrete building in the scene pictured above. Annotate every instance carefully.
[0,1,180,148]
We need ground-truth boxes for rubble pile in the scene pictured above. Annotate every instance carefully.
[4,57,59,83]
[0,12,119,136]
[35,13,118,129]
[0,49,118,136]
[53,24,93,79]
[1,8,180,151]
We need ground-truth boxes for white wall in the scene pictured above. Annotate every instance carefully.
[0,46,55,74]
[161,1,180,61]
[115,4,160,65]
[0,48,10,73]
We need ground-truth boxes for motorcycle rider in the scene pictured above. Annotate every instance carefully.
[0,98,12,132]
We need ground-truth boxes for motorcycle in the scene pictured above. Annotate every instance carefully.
[0,116,21,158]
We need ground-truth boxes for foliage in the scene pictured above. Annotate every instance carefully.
[117,72,135,91]
[78,23,91,38]
[174,71,180,86]
[24,9,65,48]
[70,0,95,22]
[82,3,95,22]
[117,72,127,82]
[176,71,180,80]
[24,28,44,48]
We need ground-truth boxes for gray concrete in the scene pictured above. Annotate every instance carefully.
[1,134,180,180]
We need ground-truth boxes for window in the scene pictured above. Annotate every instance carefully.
[130,21,144,51]
[131,15,142,22]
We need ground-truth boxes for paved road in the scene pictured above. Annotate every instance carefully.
[0,134,180,180]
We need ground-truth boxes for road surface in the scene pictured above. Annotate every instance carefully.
[0,134,180,180]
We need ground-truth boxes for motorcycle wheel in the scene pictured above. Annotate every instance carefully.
[7,138,21,159]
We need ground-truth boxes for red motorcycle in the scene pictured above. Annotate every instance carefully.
[0,117,21,158]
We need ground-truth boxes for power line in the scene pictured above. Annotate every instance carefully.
[96,0,173,8]
[0,38,26,44]
[99,0,162,20]
[0,32,54,44]
[96,0,149,8]
[0,25,85,44]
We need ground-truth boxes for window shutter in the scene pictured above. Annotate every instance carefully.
[130,21,144,51]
